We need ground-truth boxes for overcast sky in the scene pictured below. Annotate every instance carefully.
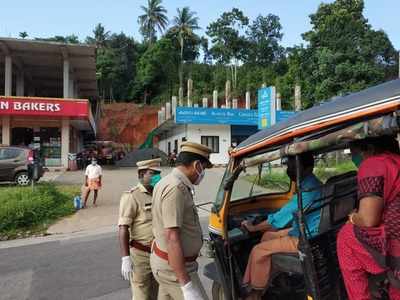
[2,0,399,49]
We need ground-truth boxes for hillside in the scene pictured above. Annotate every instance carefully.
[97,103,159,147]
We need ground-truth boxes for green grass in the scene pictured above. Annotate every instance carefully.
[315,160,357,183]
[0,183,80,240]
[246,171,291,192]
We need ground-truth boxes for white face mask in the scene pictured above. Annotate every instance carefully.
[194,162,205,185]
[91,161,97,166]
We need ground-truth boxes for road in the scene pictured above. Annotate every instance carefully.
[0,167,224,300]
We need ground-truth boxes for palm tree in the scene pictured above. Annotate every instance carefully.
[138,0,168,44]
[170,7,200,92]
[19,31,28,39]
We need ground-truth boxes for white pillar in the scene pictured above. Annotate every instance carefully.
[158,111,162,126]
[161,107,166,122]
[232,98,238,109]
[16,71,24,96]
[245,91,251,109]
[202,98,208,108]
[5,56,12,96]
[165,102,171,120]
[213,90,218,108]
[61,118,70,168]
[2,116,10,145]
[276,92,282,111]
[178,87,184,106]
[69,79,74,99]
[187,79,193,107]
[63,60,70,98]
[171,96,177,117]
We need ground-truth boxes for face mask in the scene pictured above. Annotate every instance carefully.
[351,153,363,168]
[91,161,97,166]
[150,174,161,187]
[194,162,205,185]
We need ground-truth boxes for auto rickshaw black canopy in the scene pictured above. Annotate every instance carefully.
[233,79,400,157]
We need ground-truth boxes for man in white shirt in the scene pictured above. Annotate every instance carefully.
[83,158,102,208]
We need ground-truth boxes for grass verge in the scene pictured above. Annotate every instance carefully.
[0,183,80,240]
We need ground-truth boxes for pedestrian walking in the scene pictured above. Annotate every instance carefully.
[83,158,102,208]
[151,142,212,300]
[118,158,162,300]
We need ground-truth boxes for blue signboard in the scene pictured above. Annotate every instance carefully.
[175,107,257,126]
[276,110,296,123]
[258,87,271,129]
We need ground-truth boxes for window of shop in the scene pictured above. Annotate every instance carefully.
[40,127,61,166]
[201,136,219,153]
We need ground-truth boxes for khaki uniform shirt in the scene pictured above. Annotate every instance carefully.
[118,183,153,245]
[152,168,203,260]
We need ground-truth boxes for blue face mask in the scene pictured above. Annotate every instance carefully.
[351,153,363,168]
[150,174,161,187]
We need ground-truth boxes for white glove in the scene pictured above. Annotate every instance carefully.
[121,256,133,281]
[181,281,205,300]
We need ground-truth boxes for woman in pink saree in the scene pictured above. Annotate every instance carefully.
[337,136,400,300]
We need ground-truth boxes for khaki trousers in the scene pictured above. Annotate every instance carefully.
[243,228,298,290]
[150,254,209,300]
[130,248,158,300]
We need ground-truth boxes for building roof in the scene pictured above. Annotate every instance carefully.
[233,78,400,157]
[0,37,97,98]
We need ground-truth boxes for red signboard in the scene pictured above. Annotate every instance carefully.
[0,96,89,118]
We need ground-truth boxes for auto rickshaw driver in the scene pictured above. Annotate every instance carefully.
[240,153,322,300]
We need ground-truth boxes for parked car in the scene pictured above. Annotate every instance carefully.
[0,146,44,185]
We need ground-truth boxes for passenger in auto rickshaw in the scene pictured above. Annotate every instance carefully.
[337,136,400,300]
[241,152,323,300]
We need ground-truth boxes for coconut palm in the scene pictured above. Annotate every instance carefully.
[138,0,168,44]
[170,7,200,91]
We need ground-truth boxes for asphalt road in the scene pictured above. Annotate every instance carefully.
[0,217,214,300]
[0,167,222,300]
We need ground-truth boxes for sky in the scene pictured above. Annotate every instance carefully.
[1,0,400,49]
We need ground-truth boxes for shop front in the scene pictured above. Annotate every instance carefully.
[0,96,95,168]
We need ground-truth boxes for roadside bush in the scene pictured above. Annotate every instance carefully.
[0,183,77,236]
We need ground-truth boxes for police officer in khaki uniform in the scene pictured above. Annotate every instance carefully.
[151,142,212,300]
[118,158,162,300]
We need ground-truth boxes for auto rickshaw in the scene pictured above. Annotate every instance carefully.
[204,79,400,300]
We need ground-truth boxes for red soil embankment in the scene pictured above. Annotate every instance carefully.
[97,103,159,147]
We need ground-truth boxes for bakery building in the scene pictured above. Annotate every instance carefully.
[0,38,97,168]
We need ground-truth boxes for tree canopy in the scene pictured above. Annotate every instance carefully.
[32,0,398,107]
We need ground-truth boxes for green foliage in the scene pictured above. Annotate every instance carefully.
[246,14,285,65]
[0,183,78,237]
[36,35,80,44]
[133,38,179,103]
[298,0,397,105]
[30,0,398,107]
[315,160,357,183]
[206,8,250,64]
[138,0,169,44]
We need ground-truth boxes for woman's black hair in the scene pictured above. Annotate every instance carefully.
[351,135,400,154]
[175,151,208,167]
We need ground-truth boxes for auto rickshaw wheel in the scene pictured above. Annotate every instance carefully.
[212,281,225,300]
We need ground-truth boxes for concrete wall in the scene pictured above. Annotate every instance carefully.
[187,124,231,165]
[158,125,186,154]
[157,124,231,165]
